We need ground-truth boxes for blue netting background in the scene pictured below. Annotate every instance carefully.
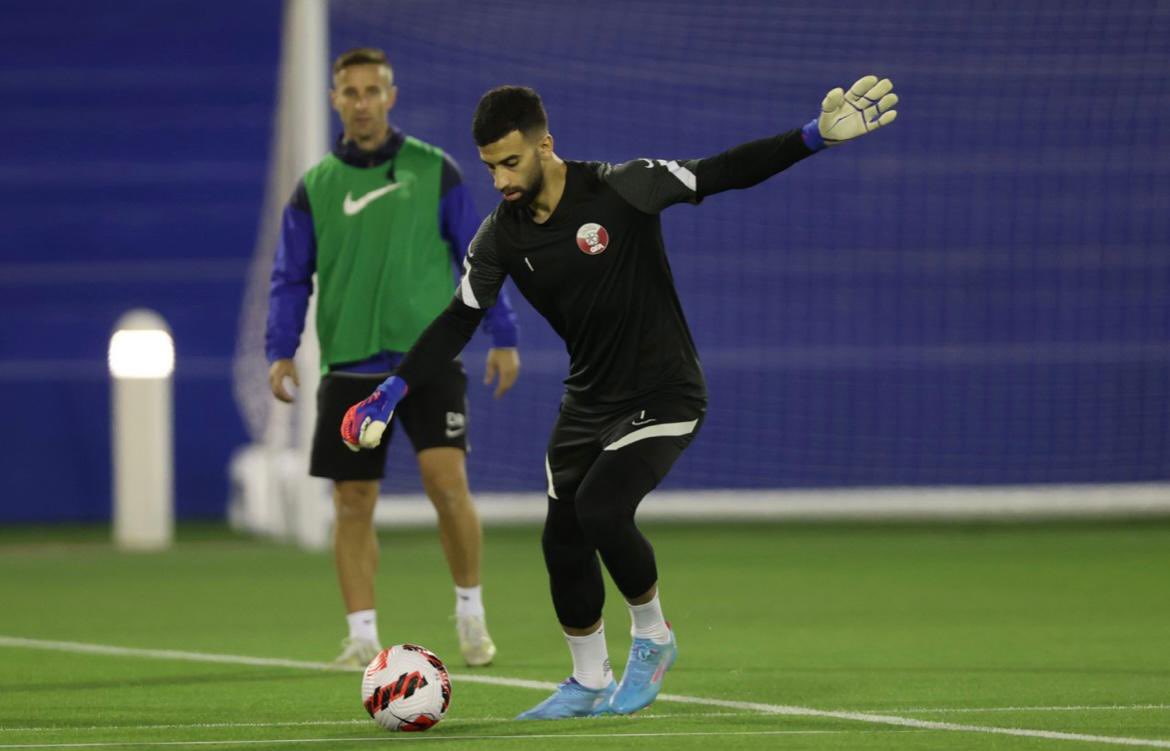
[330,0,1170,493]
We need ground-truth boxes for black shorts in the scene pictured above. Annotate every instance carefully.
[544,394,707,501]
[309,360,469,481]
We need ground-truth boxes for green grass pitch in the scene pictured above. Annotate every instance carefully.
[1,519,1168,749]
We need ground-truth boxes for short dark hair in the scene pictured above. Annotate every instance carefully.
[332,47,393,79]
[472,86,548,147]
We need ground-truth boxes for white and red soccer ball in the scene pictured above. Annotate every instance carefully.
[361,644,451,731]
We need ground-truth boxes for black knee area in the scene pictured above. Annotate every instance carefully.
[541,496,605,629]
[574,451,662,600]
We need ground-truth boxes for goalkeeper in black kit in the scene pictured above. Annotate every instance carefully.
[342,76,898,719]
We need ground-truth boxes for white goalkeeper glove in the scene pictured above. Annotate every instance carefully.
[801,75,898,151]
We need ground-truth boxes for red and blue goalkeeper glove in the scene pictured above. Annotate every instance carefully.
[340,376,408,452]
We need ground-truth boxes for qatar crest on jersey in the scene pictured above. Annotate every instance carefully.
[575,222,609,255]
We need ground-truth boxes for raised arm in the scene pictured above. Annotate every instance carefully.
[605,75,898,212]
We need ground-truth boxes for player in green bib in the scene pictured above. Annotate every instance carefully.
[265,48,520,668]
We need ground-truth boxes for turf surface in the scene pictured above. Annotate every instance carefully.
[1,520,1168,749]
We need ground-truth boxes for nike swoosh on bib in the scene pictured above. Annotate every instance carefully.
[342,183,403,216]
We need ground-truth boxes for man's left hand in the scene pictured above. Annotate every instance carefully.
[804,75,898,149]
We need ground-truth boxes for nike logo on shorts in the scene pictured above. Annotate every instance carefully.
[445,411,466,439]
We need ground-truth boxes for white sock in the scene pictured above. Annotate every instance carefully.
[346,609,379,644]
[455,585,485,618]
[629,593,671,644]
[564,624,613,690]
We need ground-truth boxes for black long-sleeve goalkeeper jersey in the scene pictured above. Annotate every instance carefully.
[396,127,816,409]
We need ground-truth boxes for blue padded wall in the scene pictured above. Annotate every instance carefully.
[0,1,280,520]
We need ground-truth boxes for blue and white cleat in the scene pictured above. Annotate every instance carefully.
[515,677,616,720]
[609,627,677,714]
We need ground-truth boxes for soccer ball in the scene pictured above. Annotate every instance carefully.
[361,644,451,731]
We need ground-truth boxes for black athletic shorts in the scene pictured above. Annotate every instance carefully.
[544,393,707,501]
[309,360,469,481]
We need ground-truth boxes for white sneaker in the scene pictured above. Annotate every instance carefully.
[332,637,381,669]
[456,614,497,667]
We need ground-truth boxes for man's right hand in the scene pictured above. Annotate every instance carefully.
[268,358,298,403]
[341,376,408,452]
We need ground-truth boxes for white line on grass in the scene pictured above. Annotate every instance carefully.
[874,704,1170,714]
[0,713,750,734]
[0,638,351,675]
[0,724,370,736]
[652,692,1170,749]
[7,705,1166,736]
[2,636,1169,749]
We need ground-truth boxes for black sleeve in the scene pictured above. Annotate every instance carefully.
[395,212,505,389]
[691,128,814,199]
[395,298,485,388]
[455,213,508,311]
[600,127,814,213]
[599,158,701,214]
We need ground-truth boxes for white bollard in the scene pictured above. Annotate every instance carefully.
[108,309,175,551]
